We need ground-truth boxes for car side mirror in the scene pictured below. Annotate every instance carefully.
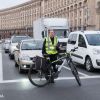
[16,45,20,50]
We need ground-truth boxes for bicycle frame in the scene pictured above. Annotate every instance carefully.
[51,52,72,72]
[28,47,81,87]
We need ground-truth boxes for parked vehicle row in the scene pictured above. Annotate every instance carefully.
[3,35,43,73]
[3,30,100,73]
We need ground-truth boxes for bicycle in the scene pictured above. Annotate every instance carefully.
[28,47,81,87]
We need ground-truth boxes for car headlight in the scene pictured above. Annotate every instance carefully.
[93,49,100,55]
[20,55,30,61]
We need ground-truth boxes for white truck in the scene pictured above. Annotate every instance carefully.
[33,18,69,52]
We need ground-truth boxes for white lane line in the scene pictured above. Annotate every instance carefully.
[1,75,100,83]
[63,66,89,77]
[0,79,28,83]
[0,52,3,81]
[57,76,100,80]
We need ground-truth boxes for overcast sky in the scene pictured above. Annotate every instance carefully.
[0,0,30,10]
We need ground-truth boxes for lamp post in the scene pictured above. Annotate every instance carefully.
[25,26,28,35]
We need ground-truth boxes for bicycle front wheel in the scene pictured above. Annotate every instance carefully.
[69,61,81,86]
[28,66,49,87]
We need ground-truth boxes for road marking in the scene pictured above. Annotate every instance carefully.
[57,76,100,80]
[1,75,100,84]
[0,52,3,81]
[63,66,89,77]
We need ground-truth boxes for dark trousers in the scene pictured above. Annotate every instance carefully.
[49,54,58,72]
[45,54,58,82]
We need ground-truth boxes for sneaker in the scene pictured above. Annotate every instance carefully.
[49,79,55,83]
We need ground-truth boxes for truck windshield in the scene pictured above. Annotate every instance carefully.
[54,29,67,38]
[86,34,100,46]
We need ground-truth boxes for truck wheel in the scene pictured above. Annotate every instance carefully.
[85,57,94,72]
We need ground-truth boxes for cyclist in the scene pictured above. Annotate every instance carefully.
[42,29,60,83]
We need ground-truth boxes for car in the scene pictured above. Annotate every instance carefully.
[67,31,100,72]
[9,35,31,59]
[3,38,10,53]
[0,40,2,44]
[14,39,43,73]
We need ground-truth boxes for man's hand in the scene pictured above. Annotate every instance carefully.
[43,53,48,57]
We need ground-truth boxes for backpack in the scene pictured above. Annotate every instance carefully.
[33,56,50,72]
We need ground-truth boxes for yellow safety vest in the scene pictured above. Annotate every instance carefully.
[45,36,58,54]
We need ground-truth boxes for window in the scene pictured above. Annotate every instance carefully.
[21,40,43,50]
[86,34,100,46]
[68,34,77,44]
[78,34,87,48]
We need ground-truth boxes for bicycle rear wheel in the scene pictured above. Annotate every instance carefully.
[28,66,50,87]
[69,61,81,86]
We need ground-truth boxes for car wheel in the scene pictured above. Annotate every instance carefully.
[9,54,14,60]
[18,66,23,74]
[5,50,8,53]
[15,62,18,67]
[85,57,94,72]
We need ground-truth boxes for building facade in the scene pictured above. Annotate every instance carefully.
[0,0,100,38]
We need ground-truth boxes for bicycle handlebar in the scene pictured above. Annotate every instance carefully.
[43,47,78,58]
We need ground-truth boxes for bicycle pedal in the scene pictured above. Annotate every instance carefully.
[53,71,60,79]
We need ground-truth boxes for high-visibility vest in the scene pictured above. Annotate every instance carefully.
[45,36,58,54]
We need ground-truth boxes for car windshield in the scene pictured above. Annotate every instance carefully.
[5,40,10,43]
[21,40,43,50]
[12,36,31,43]
[86,34,100,46]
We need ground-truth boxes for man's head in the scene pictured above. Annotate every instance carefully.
[48,29,55,38]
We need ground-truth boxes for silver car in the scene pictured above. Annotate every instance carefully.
[3,38,10,53]
[9,35,31,59]
[14,39,43,73]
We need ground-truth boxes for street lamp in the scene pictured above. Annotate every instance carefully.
[25,25,28,35]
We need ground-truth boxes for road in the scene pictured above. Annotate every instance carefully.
[0,44,100,100]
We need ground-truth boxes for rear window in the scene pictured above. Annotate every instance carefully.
[12,36,31,43]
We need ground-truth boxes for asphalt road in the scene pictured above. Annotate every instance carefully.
[0,44,100,100]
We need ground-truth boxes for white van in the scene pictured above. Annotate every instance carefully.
[67,31,100,72]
